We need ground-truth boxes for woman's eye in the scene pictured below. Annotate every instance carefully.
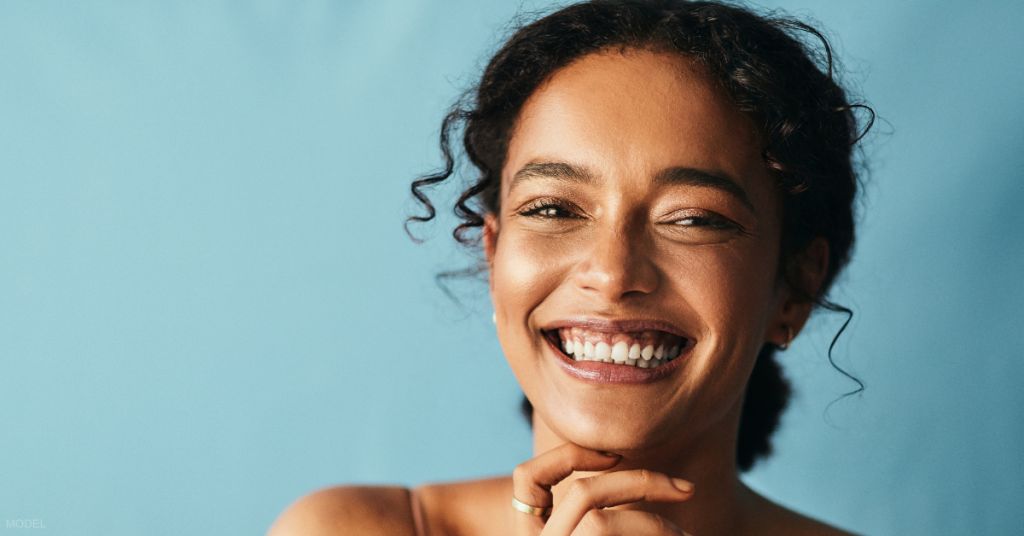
[519,202,578,219]
[673,215,734,230]
[667,211,743,234]
[536,206,569,218]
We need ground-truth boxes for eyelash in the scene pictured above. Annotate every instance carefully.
[517,199,580,219]
[517,199,743,233]
[670,213,740,231]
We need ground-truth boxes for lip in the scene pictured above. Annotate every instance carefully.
[541,317,693,385]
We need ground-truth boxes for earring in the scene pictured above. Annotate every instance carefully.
[778,326,794,351]
[492,312,497,324]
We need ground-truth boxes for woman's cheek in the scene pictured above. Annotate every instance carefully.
[661,245,777,362]
[492,233,567,348]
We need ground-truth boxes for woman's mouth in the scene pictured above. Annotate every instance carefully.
[540,322,692,384]
[549,327,687,369]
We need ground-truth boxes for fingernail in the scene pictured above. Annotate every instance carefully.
[598,451,620,458]
[671,478,695,493]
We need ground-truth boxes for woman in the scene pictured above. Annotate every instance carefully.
[270,1,868,534]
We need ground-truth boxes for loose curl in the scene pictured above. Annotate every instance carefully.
[408,0,870,472]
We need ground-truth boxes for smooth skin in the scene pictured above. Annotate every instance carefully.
[267,49,855,536]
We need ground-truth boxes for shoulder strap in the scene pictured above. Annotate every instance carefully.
[408,487,427,536]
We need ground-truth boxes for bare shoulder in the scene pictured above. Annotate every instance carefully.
[745,487,860,536]
[415,476,513,536]
[266,486,417,536]
[760,507,860,536]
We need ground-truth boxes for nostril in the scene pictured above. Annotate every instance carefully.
[571,247,660,299]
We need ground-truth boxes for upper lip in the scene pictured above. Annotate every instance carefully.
[541,316,694,340]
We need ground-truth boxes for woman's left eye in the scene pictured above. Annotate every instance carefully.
[662,210,746,241]
[671,214,737,231]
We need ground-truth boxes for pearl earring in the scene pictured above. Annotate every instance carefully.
[779,326,794,350]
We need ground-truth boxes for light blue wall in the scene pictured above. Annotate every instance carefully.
[0,1,1020,534]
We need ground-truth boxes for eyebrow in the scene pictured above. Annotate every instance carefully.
[510,161,594,190]
[656,167,755,214]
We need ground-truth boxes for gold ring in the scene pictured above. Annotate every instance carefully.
[511,497,552,516]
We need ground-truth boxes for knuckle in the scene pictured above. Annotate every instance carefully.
[653,516,673,531]
[579,509,609,532]
[564,479,592,503]
[634,469,653,487]
[650,514,685,534]
[512,462,533,483]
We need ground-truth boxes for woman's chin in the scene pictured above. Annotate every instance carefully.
[540,407,678,453]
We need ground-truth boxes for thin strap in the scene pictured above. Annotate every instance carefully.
[409,488,426,536]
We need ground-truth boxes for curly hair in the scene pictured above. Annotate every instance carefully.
[408,0,871,472]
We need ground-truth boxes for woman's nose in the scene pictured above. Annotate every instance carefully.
[571,223,659,301]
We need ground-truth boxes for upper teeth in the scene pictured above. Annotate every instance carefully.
[611,341,629,363]
[557,332,685,369]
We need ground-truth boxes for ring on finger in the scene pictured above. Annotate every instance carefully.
[511,497,553,517]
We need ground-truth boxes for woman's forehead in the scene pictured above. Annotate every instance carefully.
[503,49,766,198]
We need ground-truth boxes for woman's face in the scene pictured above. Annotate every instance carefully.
[487,50,803,453]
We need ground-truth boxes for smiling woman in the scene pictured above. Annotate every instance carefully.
[268,1,868,535]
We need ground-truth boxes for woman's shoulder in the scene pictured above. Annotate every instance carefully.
[265,485,418,536]
[760,508,859,536]
[265,477,513,536]
[745,487,860,536]
[266,478,857,536]
[415,476,513,536]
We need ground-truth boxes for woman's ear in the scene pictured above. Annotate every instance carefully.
[483,213,500,293]
[483,212,500,265]
[767,237,830,346]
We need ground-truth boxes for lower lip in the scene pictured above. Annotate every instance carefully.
[545,336,686,385]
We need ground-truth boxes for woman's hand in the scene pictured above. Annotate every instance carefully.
[512,443,695,535]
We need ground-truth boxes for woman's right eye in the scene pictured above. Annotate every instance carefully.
[517,200,579,219]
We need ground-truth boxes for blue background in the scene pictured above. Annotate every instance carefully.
[1,1,1021,534]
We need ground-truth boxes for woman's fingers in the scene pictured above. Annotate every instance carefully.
[511,445,694,536]
[512,444,621,535]
[570,509,691,536]
[513,444,622,507]
[542,469,694,535]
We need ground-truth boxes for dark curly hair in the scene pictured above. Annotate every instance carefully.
[408,0,870,472]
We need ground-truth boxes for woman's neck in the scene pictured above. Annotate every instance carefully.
[532,401,756,535]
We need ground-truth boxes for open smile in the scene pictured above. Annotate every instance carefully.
[541,319,694,384]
